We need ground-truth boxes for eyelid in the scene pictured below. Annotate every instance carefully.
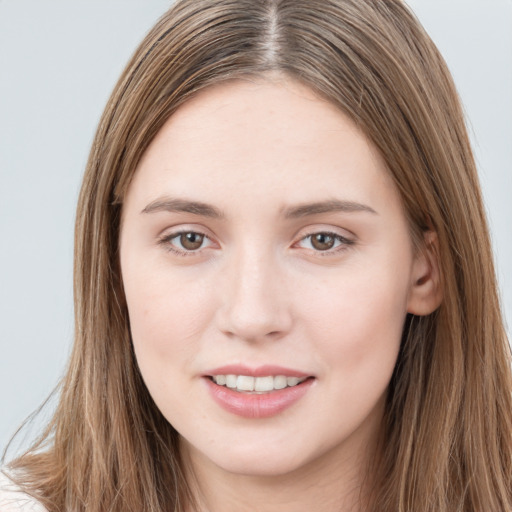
[293,223,356,243]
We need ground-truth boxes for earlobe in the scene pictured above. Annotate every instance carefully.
[407,231,443,316]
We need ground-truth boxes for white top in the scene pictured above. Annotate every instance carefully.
[0,472,47,512]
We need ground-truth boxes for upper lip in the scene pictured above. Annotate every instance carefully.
[205,364,311,378]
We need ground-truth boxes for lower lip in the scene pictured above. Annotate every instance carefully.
[204,377,314,419]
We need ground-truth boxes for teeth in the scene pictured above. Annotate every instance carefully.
[254,376,274,392]
[212,374,307,393]
[274,375,287,389]
[287,377,300,387]
[225,375,237,388]
[237,375,255,391]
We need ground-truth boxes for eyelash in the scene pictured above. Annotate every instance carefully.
[158,229,355,258]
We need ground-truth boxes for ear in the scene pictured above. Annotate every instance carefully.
[407,230,443,316]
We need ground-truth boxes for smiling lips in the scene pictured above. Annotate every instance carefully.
[205,365,314,418]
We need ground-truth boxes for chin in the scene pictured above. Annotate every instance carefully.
[213,449,308,478]
[183,430,334,480]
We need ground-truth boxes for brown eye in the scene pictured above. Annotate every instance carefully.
[159,230,214,256]
[296,231,354,254]
[179,232,205,250]
[310,233,336,251]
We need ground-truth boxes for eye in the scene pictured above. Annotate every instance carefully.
[159,230,213,255]
[297,231,354,253]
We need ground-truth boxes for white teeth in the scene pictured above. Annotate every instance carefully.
[274,375,287,390]
[254,376,274,392]
[287,377,300,387]
[214,375,226,385]
[237,375,255,391]
[225,375,237,388]
[211,374,307,392]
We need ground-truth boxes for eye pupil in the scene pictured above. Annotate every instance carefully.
[180,232,204,250]
[311,233,335,251]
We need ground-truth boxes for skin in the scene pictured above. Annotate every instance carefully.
[119,77,441,512]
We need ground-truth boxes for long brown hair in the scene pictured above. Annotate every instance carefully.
[6,1,512,510]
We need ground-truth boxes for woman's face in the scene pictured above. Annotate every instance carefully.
[120,78,427,478]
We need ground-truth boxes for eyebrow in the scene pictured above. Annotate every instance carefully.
[141,197,377,218]
[281,199,377,218]
[141,197,225,218]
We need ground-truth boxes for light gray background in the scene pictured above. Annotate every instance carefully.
[1,1,511,455]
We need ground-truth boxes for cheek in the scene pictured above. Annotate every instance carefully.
[122,261,214,374]
[301,263,408,386]
[122,263,219,425]
[293,269,407,446]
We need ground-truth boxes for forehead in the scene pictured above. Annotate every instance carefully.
[125,77,400,217]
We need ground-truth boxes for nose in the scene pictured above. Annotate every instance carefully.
[216,245,293,343]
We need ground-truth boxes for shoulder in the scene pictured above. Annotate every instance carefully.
[0,472,48,512]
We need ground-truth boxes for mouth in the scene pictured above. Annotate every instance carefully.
[208,374,310,394]
[203,367,315,418]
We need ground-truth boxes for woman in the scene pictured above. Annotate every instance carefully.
[2,0,511,511]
